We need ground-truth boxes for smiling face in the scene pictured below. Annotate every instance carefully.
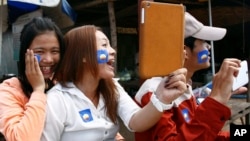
[29,31,60,79]
[95,30,116,79]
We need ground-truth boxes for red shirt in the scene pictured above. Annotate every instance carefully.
[134,77,230,141]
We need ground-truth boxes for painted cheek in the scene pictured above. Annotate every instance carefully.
[34,54,41,62]
[97,49,109,64]
[197,50,209,64]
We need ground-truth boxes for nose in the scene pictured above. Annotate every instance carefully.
[108,46,116,56]
[41,53,53,63]
[206,43,211,50]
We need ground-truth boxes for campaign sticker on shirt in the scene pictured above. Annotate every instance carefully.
[79,109,93,122]
[182,108,190,122]
[197,50,209,64]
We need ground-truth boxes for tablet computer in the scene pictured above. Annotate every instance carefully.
[139,1,185,79]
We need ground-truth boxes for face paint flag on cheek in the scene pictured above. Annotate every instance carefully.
[34,54,41,63]
[97,49,109,64]
[197,50,209,64]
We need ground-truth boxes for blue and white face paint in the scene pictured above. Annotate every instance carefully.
[34,54,41,63]
[97,49,109,64]
[197,50,209,64]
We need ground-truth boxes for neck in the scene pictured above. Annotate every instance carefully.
[76,75,99,106]
[186,68,195,82]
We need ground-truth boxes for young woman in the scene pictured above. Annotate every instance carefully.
[41,25,187,141]
[0,17,65,141]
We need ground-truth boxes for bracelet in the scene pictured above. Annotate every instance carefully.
[150,93,173,112]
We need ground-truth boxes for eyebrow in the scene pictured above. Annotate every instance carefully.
[101,38,110,44]
[101,38,108,41]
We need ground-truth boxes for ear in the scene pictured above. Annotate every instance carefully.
[183,46,188,59]
[184,45,192,59]
[83,58,86,63]
[185,52,188,59]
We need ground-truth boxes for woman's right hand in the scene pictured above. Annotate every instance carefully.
[25,49,45,92]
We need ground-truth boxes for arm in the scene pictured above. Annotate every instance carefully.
[135,93,230,141]
[119,68,187,132]
[134,76,231,141]
[160,58,241,141]
[0,78,46,141]
[116,79,164,132]
[171,97,230,141]
[0,43,47,141]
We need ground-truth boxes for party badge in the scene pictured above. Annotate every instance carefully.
[79,109,93,122]
[182,108,190,123]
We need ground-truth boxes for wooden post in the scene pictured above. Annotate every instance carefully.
[107,1,117,74]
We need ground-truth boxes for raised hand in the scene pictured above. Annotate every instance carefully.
[209,58,247,105]
[25,49,45,92]
[155,68,188,104]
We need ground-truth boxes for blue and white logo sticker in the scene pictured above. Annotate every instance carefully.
[182,108,190,122]
[79,109,93,122]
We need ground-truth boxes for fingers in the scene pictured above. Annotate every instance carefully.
[25,49,35,74]
[25,49,42,77]
[163,68,187,89]
[169,68,187,77]
[25,49,45,92]
[216,59,241,79]
[232,87,248,95]
[219,58,241,75]
[210,58,243,105]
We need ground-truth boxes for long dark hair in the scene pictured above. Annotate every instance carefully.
[54,25,118,123]
[18,17,65,98]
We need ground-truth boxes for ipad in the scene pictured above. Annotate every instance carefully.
[139,1,185,79]
[232,60,249,91]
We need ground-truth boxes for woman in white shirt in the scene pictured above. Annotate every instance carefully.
[41,25,187,141]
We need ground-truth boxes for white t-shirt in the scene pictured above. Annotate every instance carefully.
[41,79,140,141]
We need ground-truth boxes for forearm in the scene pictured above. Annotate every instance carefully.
[128,101,162,132]
[0,91,46,141]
